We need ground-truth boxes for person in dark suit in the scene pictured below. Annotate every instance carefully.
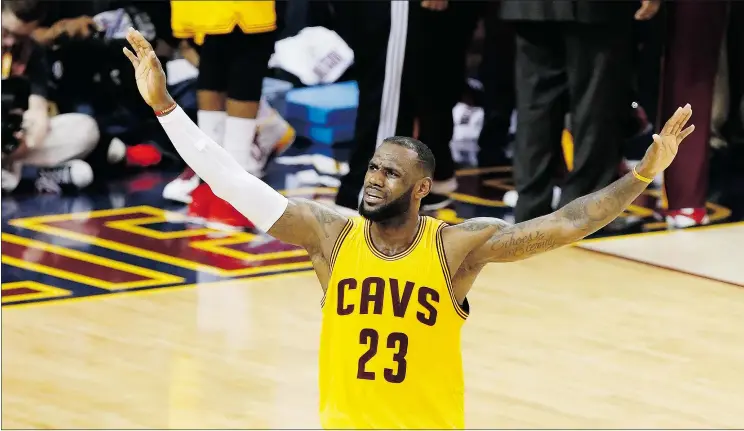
[477,1,515,168]
[501,0,660,222]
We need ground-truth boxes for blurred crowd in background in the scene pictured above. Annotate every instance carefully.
[2,0,743,230]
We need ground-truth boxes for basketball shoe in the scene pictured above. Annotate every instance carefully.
[664,208,710,228]
[204,108,295,229]
[35,160,94,193]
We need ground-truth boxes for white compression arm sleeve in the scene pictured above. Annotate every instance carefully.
[157,105,289,232]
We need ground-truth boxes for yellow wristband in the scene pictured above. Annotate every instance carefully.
[632,166,653,183]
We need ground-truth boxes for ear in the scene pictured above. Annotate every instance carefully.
[414,177,432,200]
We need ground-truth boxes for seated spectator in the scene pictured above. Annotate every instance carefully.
[1,0,130,194]
[30,1,169,132]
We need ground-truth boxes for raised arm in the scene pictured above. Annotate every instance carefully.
[455,103,695,265]
[122,28,348,250]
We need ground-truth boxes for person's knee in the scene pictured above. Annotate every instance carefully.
[70,114,101,151]
[198,90,227,111]
[226,99,259,118]
[51,113,101,154]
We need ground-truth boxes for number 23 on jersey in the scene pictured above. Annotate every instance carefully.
[357,328,409,383]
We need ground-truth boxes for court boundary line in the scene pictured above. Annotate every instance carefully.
[576,246,744,289]
[575,221,744,288]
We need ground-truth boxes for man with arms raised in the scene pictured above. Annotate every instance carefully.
[124,29,694,430]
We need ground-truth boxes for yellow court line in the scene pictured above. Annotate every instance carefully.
[1,255,179,291]
[9,221,231,275]
[105,212,306,261]
[482,178,514,192]
[6,221,313,277]
[2,270,316,309]
[106,217,217,240]
[9,205,162,225]
[2,281,72,304]
[1,233,184,289]
[29,223,310,276]
[434,209,465,225]
[10,205,313,277]
[189,235,307,262]
[625,204,655,218]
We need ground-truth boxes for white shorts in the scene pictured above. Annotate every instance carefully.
[22,113,100,168]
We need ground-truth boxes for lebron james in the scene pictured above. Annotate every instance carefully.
[124,29,695,429]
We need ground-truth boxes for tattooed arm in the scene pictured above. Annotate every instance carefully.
[447,103,696,268]
[122,28,349,272]
[268,199,349,292]
[459,172,649,264]
[268,198,349,250]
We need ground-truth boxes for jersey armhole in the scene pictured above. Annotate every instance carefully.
[321,218,354,309]
[435,223,469,320]
[329,219,354,272]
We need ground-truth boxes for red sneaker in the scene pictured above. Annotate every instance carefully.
[126,143,162,167]
[665,207,710,228]
[208,197,255,230]
[163,167,201,204]
[187,183,216,220]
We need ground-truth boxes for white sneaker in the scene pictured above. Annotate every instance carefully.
[162,167,201,204]
[2,167,21,192]
[35,160,94,193]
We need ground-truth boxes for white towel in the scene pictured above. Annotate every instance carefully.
[268,27,354,86]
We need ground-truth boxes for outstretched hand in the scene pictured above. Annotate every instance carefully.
[123,28,174,112]
[636,103,695,179]
[634,0,661,20]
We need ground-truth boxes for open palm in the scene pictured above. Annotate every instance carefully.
[638,103,695,177]
[123,28,172,111]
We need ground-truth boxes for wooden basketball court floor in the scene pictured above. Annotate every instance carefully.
[3,218,743,429]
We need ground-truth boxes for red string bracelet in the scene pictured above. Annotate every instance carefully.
[154,102,178,117]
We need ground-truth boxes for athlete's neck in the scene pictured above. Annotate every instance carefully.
[369,214,421,257]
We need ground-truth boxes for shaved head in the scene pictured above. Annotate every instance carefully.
[382,136,435,178]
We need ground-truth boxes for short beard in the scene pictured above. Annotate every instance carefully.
[358,186,414,224]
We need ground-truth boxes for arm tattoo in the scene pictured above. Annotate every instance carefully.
[308,200,340,240]
[487,220,561,261]
[266,199,304,245]
[482,172,648,262]
[458,219,501,232]
[267,198,347,248]
[556,172,648,235]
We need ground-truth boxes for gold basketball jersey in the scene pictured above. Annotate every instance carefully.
[171,1,276,43]
[319,216,469,429]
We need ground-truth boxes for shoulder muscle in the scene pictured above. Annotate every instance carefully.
[268,198,349,253]
[441,217,510,273]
